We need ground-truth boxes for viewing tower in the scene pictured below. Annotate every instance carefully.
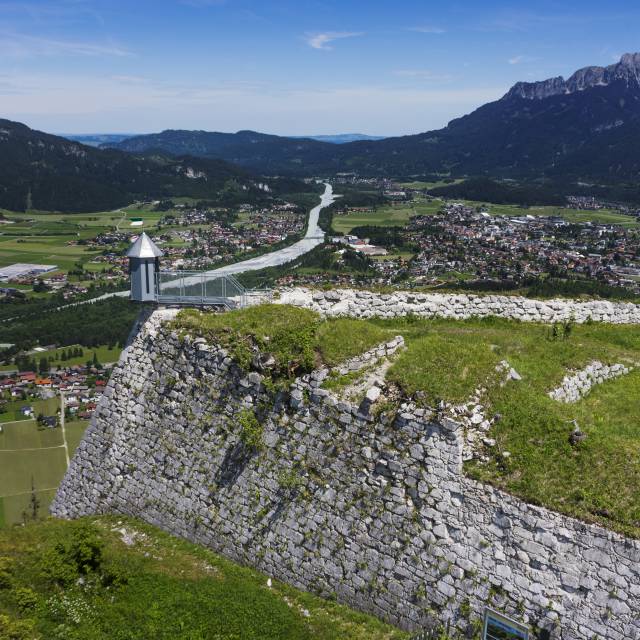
[127,232,163,303]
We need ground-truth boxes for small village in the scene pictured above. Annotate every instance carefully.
[0,360,111,428]
[279,192,640,293]
[406,202,640,290]
[153,202,305,270]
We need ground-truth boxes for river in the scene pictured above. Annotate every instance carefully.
[203,182,336,277]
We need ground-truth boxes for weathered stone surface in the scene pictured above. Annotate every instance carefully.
[51,309,640,639]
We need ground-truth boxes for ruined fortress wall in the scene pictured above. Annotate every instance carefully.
[278,287,640,324]
[52,310,640,640]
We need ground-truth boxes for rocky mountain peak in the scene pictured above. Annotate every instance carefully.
[620,52,640,70]
[505,52,640,101]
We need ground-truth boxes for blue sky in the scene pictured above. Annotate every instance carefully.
[0,0,638,135]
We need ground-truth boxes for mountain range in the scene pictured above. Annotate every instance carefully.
[0,119,295,212]
[106,53,640,185]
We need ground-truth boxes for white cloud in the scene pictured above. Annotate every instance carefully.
[0,31,131,57]
[394,69,454,82]
[305,31,362,51]
[408,26,445,34]
[508,55,537,65]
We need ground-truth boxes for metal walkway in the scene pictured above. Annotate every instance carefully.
[155,270,271,309]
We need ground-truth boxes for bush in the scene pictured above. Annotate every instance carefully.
[0,558,12,589]
[13,587,37,613]
[0,614,36,640]
[238,410,264,452]
[40,521,105,587]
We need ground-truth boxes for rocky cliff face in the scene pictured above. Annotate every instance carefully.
[506,52,640,100]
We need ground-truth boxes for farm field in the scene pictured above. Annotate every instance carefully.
[333,197,639,235]
[0,396,58,423]
[332,200,443,234]
[0,418,88,526]
[0,343,122,372]
[0,204,168,270]
[397,179,464,189]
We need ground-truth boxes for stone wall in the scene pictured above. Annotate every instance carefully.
[548,362,635,403]
[52,310,640,640]
[278,287,640,324]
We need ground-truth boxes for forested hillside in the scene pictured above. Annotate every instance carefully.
[0,119,287,212]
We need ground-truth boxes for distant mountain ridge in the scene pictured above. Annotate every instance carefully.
[104,53,640,186]
[294,133,386,144]
[104,129,344,175]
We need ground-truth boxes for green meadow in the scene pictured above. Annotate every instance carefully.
[0,418,88,526]
[0,344,122,372]
[331,200,442,234]
[0,516,408,639]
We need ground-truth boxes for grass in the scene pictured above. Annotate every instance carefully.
[0,205,168,286]
[397,179,464,190]
[177,305,640,537]
[0,236,102,271]
[331,200,442,234]
[0,419,88,527]
[0,516,408,640]
[380,316,640,536]
[174,306,390,381]
[329,196,638,231]
[0,396,59,424]
[316,319,388,366]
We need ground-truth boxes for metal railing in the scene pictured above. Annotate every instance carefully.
[155,270,271,309]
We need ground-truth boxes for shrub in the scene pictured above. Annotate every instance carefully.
[238,410,264,452]
[0,614,35,640]
[0,557,12,589]
[40,521,105,586]
[13,587,38,612]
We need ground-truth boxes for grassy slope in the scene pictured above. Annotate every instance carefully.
[0,516,407,640]
[176,306,640,537]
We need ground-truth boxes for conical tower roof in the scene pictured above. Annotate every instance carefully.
[126,232,163,259]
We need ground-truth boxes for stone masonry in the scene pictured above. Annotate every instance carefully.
[548,362,634,403]
[278,287,640,324]
[52,309,640,640]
